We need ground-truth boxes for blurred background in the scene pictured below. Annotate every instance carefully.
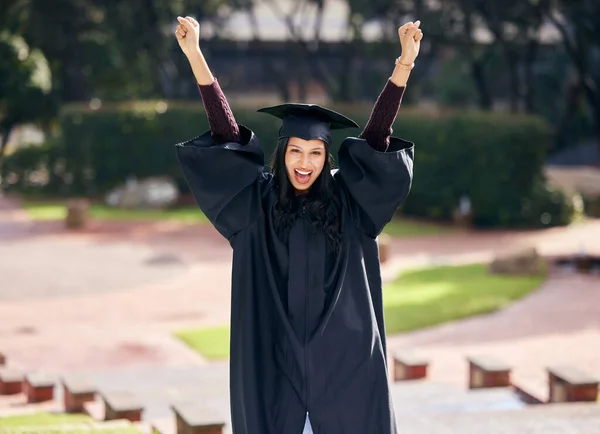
[1,0,599,225]
[1,1,600,433]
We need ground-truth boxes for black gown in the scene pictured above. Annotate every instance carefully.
[175,124,414,434]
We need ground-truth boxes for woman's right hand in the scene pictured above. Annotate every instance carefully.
[175,16,201,58]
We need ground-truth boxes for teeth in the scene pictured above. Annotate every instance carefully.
[295,169,312,175]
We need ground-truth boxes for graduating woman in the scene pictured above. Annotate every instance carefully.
[174,15,422,434]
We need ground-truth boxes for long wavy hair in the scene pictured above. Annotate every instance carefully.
[270,137,342,251]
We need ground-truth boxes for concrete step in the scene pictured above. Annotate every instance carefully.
[390,380,527,415]
[400,401,600,433]
[0,393,60,416]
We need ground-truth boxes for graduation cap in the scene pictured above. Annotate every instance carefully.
[257,103,359,146]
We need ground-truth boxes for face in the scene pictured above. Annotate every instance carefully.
[285,137,327,194]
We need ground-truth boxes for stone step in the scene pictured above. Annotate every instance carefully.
[511,375,548,404]
[83,398,105,421]
[399,401,600,433]
[467,355,511,389]
[390,381,526,415]
[0,393,61,416]
[150,417,175,434]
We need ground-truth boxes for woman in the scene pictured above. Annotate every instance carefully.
[175,15,421,434]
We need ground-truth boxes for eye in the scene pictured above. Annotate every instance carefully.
[290,148,301,153]
[312,151,322,155]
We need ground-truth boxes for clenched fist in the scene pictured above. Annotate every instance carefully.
[175,16,200,58]
[398,20,423,64]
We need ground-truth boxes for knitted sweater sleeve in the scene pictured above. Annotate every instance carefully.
[197,78,241,143]
[359,79,406,152]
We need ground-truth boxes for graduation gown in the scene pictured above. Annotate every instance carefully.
[175,124,414,434]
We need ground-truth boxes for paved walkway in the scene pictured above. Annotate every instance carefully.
[1,194,600,396]
[387,273,600,398]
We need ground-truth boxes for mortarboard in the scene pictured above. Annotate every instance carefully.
[257,103,359,146]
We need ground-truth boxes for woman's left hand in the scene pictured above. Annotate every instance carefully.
[398,21,423,64]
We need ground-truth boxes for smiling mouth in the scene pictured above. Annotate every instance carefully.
[294,169,313,185]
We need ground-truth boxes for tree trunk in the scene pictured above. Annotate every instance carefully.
[142,0,177,98]
[523,39,538,113]
[471,60,492,110]
[589,96,600,155]
[554,82,581,151]
[0,125,14,188]
[505,47,520,113]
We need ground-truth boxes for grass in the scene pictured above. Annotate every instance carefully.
[175,263,546,360]
[175,325,231,361]
[383,217,456,237]
[382,263,546,333]
[0,412,141,433]
[21,199,452,237]
[21,201,209,224]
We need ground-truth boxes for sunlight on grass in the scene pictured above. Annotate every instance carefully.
[0,413,91,427]
[0,412,141,432]
[175,325,231,361]
[23,203,66,220]
[383,263,546,334]
[175,263,546,360]
[21,201,208,224]
[383,218,456,237]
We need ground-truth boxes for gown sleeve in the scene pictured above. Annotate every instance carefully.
[175,123,267,241]
[335,80,414,238]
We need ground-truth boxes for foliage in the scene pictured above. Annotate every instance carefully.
[583,195,600,218]
[19,198,452,237]
[338,106,576,228]
[175,263,546,360]
[0,32,56,184]
[4,102,575,228]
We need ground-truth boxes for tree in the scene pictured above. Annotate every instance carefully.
[418,0,497,110]
[547,0,600,152]
[0,33,56,185]
[475,0,551,113]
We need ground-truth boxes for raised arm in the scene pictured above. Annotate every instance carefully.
[176,16,240,143]
[359,21,423,152]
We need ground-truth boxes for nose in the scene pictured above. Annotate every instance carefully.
[301,153,311,168]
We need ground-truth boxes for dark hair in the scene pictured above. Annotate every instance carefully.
[270,137,342,251]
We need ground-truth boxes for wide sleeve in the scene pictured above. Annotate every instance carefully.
[175,124,267,241]
[334,136,414,238]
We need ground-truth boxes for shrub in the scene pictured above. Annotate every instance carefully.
[3,101,575,228]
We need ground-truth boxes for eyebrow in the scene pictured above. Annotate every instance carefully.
[289,144,325,151]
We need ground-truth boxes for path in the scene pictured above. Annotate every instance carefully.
[387,272,600,398]
[1,194,600,391]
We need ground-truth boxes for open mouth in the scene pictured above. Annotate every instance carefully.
[294,168,313,185]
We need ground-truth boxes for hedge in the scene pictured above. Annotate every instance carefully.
[2,100,575,228]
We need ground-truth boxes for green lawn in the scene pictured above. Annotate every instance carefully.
[175,263,546,360]
[383,218,456,237]
[21,201,209,224]
[382,263,545,333]
[175,325,231,361]
[22,200,452,237]
[0,413,141,433]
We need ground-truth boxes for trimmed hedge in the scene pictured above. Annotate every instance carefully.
[2,101,575,228]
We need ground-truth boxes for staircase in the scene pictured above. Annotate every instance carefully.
[1,355,599,434]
